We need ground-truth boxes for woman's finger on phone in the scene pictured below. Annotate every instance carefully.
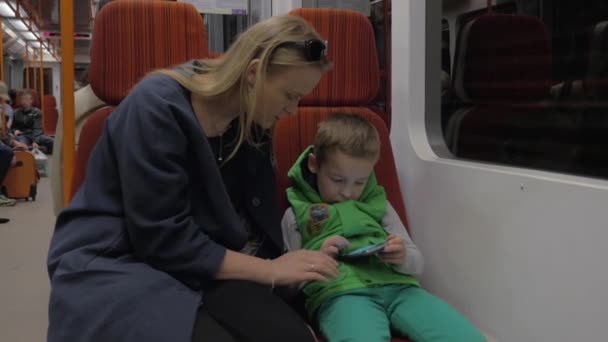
[312,256,340,279]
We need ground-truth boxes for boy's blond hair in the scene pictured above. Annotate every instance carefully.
[314,113,380,165]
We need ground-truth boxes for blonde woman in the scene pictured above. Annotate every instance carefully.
[48,15,334,342]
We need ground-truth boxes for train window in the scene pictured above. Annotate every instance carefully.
[21,67,53,95]
[370,0,385,70]
[441,19,450,76]
[205,13,249,53]
[437,0,608,180]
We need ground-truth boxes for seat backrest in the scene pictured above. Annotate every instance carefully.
[42,95,58,136]
[70,107,114,200]
[70,0,209,200]
[274,9,405,226]
[289,8,379,106]
[452,14,552,103]
[89,0,208,106]
[288,8,390,128]
[273,107,409,229]
[585,21,608,101]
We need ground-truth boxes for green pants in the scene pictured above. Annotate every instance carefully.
[317,285,486,342]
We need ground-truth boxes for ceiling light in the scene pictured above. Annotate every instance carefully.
[0,3,15,17]
[28,40,40,48]
[8,18,28,31]
[21,31,37,40]
[3,26,17,38]
[7,1,27,18]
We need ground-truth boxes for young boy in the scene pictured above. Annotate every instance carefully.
[281,113,485,342]
[11,90,54,153]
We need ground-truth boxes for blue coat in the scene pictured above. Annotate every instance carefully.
[47,74,284,342]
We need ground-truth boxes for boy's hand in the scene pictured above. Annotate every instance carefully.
[380,234,406,265]
[321,236,351,257]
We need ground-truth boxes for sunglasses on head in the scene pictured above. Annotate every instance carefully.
[281,39,328,61]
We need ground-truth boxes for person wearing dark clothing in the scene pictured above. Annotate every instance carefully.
[0,143,16,211]
[12,91,54,153]
[47,14,334,342]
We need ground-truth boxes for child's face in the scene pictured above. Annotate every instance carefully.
[21,94,33,109]
[308,150,376,204]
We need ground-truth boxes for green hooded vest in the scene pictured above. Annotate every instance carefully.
[286,146,419,316]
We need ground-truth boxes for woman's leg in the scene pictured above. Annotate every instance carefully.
[192,306,238,342]
[387,286,486,342]
[203,280,316,342]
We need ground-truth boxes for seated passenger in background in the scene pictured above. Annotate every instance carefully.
[11,90,54,154]
[0,82,14,131]
[50,0,111,215]
[282,113,486,342]
[0,142,17,208]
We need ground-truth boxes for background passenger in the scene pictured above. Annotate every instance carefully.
[11,90,54,153]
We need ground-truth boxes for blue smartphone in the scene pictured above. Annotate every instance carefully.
[339,242,387,260]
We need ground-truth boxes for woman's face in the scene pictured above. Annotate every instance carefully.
[254,65,322,129]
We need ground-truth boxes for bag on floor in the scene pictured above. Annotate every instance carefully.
[1,150,39,201]
[31,148,48,177]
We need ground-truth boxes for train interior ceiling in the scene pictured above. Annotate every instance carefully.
[1,0,608,341]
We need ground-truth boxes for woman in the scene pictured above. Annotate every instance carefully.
[48,15,334,342]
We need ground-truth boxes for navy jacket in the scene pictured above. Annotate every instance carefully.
[47,74,283,342]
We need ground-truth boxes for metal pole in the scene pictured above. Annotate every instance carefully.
[61,0,76,206]
[25,42,30,88]
[1,19,5,137]
[40,45,45,131]
[33,50,38,94]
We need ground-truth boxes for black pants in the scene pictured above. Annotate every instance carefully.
[0,144,13,224]
[15,134,54,154]
[0,143,13,182]
[193,280,316,342]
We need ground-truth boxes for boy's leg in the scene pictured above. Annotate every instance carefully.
[318,289,391,342]
[387,286,486,342]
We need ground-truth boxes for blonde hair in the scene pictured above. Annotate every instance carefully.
[0,81,8,102]
[157,14,332,160]
[314,113,381,165]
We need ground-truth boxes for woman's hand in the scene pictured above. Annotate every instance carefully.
[379,234,406,265]
[320,235,351,257]
[13,129,22,136]
[268,250,339,285]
